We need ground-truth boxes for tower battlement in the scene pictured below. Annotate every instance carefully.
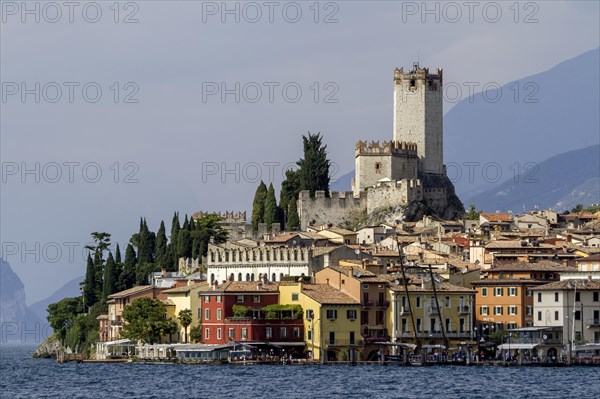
[355,140,418,157]
[394,64,443,84]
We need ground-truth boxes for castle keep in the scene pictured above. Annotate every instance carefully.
[299,64,463,229]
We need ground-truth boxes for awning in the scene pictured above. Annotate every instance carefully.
[497,343,539,350]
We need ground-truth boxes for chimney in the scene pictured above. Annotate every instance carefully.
[566,234,572,243]
[257,281,263,290]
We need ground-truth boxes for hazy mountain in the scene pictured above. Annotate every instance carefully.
[467,145,600,213]
[0,258,49,343]
[445,47,599,198]
[28,276,83,322]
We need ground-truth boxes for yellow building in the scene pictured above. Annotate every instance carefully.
[279,282,361,362]
[386,276,476,348]
[162,282,208,343]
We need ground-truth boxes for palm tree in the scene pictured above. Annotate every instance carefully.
[177,309,193,343]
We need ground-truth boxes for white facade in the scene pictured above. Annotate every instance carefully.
[533,282,600,345]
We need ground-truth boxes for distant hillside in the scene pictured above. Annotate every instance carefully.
[0,258,48,343]
[445,47,599,198]
[467,145,600,212]
[330,170,353,192]
[29,276,83,322]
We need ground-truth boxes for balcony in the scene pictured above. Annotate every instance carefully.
[361,301,374,308]
[586,319,600,327]
[399,306,411,315]
[457,306,470,314]
[427,306,440,314]
[376,300,390,308]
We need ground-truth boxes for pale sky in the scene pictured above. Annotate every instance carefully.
[1,1,599,304]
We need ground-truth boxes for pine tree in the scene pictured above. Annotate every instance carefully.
[177,229,192,259]
[83,253,96,309]
[170,212,180,269]
[297,132,330,196]
[155,220,168,267]
[264,183,279,231]
[251,181,267,231]
[287,199,300,231]
[103,252,117,300]
[120,243,137,290]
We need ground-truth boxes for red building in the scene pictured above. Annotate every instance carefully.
[200,281,303,345]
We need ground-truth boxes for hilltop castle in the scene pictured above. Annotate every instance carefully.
[298,64,464,229]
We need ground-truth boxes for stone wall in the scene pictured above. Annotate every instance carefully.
[366,179,423,213]
[298,190,367,230]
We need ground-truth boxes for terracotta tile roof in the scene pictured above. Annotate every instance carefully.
[326,265,388,283]
[311,246,343,256]
[320,227,357,236]
[485,240,556,249]
[301,284,359,305]
[471,279,546,286]
[481,213,512,222]
[201,281,280,293]
[108,285,154,299]
[533,279,600,290]
[388,280,475,293]
[488,260,575,272]
[163,282,210,294]
[264,233,300,243]
[576,254,600,262]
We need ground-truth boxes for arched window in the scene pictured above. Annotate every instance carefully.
[229,273,234,281]
[238,273,242,281]
[272,273,276,282]
[210,251,215,262]
[246,273,250,281]
[225,251,229,262]
[279,273,284,281]
[251,273,255,281]
[210,273,215,283]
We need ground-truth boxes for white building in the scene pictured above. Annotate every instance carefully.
[533,279,600,346]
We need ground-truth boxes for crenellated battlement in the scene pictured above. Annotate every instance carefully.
[394,64,443,82]
[355,140,418,157]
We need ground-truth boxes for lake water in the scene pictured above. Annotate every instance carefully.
[1,345,599,398]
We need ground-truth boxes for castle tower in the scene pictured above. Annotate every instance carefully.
[393,64,443,175]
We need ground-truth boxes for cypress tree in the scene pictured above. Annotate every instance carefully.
[155,220,168,267]
[263,183,278,231]
[103,252,117,300]
[137,219,153,264]
[182,215,189,230]
[287,199,300,231]
[170,212,180,268]
[297,132,330,196]
[93,250,104,303]
[114,243,123,291]
[121,243,137,289]
[115,244,122,263]
[177,229,192,259]
[83,253,96,308]
[251,181,267,231]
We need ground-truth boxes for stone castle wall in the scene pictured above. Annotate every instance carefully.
[298,190,367,230]
[366,179,423,213]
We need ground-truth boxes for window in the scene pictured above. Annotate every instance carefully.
[416,318,422,332]
[204,295,210,303]
[293,327,301,338]
[362,284,369,289]
[228,328,235,340]
[205,328,210,340]
[292,293,299,301]
[326,309,338,320]
[329,331,335,345]
[307,330,312,340]
[347,310,357,320]
[508,306,517,315]
[204,308,210,321]
[575,310,581,320]
[241,328,248,339]
[216,295,222,303]
[279,327,287,338]
[537,311,542,321]
[537,292,542,302]
[481,288,488,297]
[349,331,355,345]
[416,296,421,308]
[253,295,261,303]
[265,327,273,339]
[444,296,451,308]
[575,292,580,302]
[494,287,503,297]
[306,309,314,320]
[594,292,599,302]
[554,292,559,302]
[508,287,517,297]
[401,318,407,333]
[526,289,532,297]
[526,306,533,315]
[480,306,489,316]
[493,306,503,315]
[459,318,465,333]
[375,162,382,174]
[555,311,559,321]
[237,295,245,303]
[217,328,222,340]
[197,308,202,318]
[216,308,222,320]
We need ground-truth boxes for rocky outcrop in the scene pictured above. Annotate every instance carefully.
[32,333,61,358]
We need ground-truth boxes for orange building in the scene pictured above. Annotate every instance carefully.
[472,261,575,336]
